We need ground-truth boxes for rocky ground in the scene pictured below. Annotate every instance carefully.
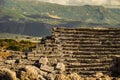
[0,65,120,80]
[0,57,119,80]
[0,65,115,80]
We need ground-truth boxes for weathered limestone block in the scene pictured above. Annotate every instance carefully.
[24,65,39,76]
[49,58,57,65]
[27,56,40,61]
[21,55,26,58]
[39,57,48,65]
[4,60,16,65]
[20,71,41,80]
[25,65,48,77]
[27,53,35,57]
[19,65,46,80]
[0,68,17,80]
[94,72,104,78]
[56,63,65,73]
[35,53,42,57]
[40,65,54,73]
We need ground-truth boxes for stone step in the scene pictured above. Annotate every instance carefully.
[55,33,120,36]
[62,49,120,52]
[53,28,120,32]
[54,29,120,32]
[66,63,110,68]
[61,45,120,48]
[66,62,110,66]
[69,52,119,55]
[57,31,119,34]
[54,32,120,35]
[65,58,112,63]
[59,36,120,39]
[55,28,119,31]
[62,31,120,34]
[59,38,120,41]
[63,56,112,60]
[58,36,120,39]
[69,52,120,55]
[70,55,117,59]
[66,67,109,72]
[62,47,120,50]
[61,43,120,46]
[78,71,108,76]
[65,68,108,76]
[63,51,120,54]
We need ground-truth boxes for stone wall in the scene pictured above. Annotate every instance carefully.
[51,27,120,76]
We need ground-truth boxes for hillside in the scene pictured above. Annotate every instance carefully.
[0,0,120,36]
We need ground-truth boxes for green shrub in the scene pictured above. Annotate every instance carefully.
[7,45,22,51]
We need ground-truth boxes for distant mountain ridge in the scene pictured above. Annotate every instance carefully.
[0,0,120,36]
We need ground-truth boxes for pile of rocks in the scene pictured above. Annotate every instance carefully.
[0,57,118,80]
[0,57,67,80]
[0,67,114,80]
[16,57,66,80]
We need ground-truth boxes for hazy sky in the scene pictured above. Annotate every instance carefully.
[38,0,120,5]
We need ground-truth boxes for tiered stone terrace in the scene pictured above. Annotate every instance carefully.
[50,27,120,76]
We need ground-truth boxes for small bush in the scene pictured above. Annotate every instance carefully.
[7,45,22,51]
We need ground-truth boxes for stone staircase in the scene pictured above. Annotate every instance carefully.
[51,27,120,76]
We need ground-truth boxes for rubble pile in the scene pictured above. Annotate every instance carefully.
[0,57,115,80]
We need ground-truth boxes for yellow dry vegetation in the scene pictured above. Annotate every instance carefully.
[0,51,11,59]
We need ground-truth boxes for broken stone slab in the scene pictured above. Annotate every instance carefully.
[20,65,42,80]
[4,60,16,65]
[27,52,35,57]
[25,65,48,77]
[24,65,39,75]
[56,63,65,72]
[40,65,54,73]
[94,72,104,78]
[39,57,48,65]
[27,57,40,61]
[35,53,42,57]
[21,55,26,59]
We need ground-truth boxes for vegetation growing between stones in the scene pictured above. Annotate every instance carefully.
[0,39,35,51]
